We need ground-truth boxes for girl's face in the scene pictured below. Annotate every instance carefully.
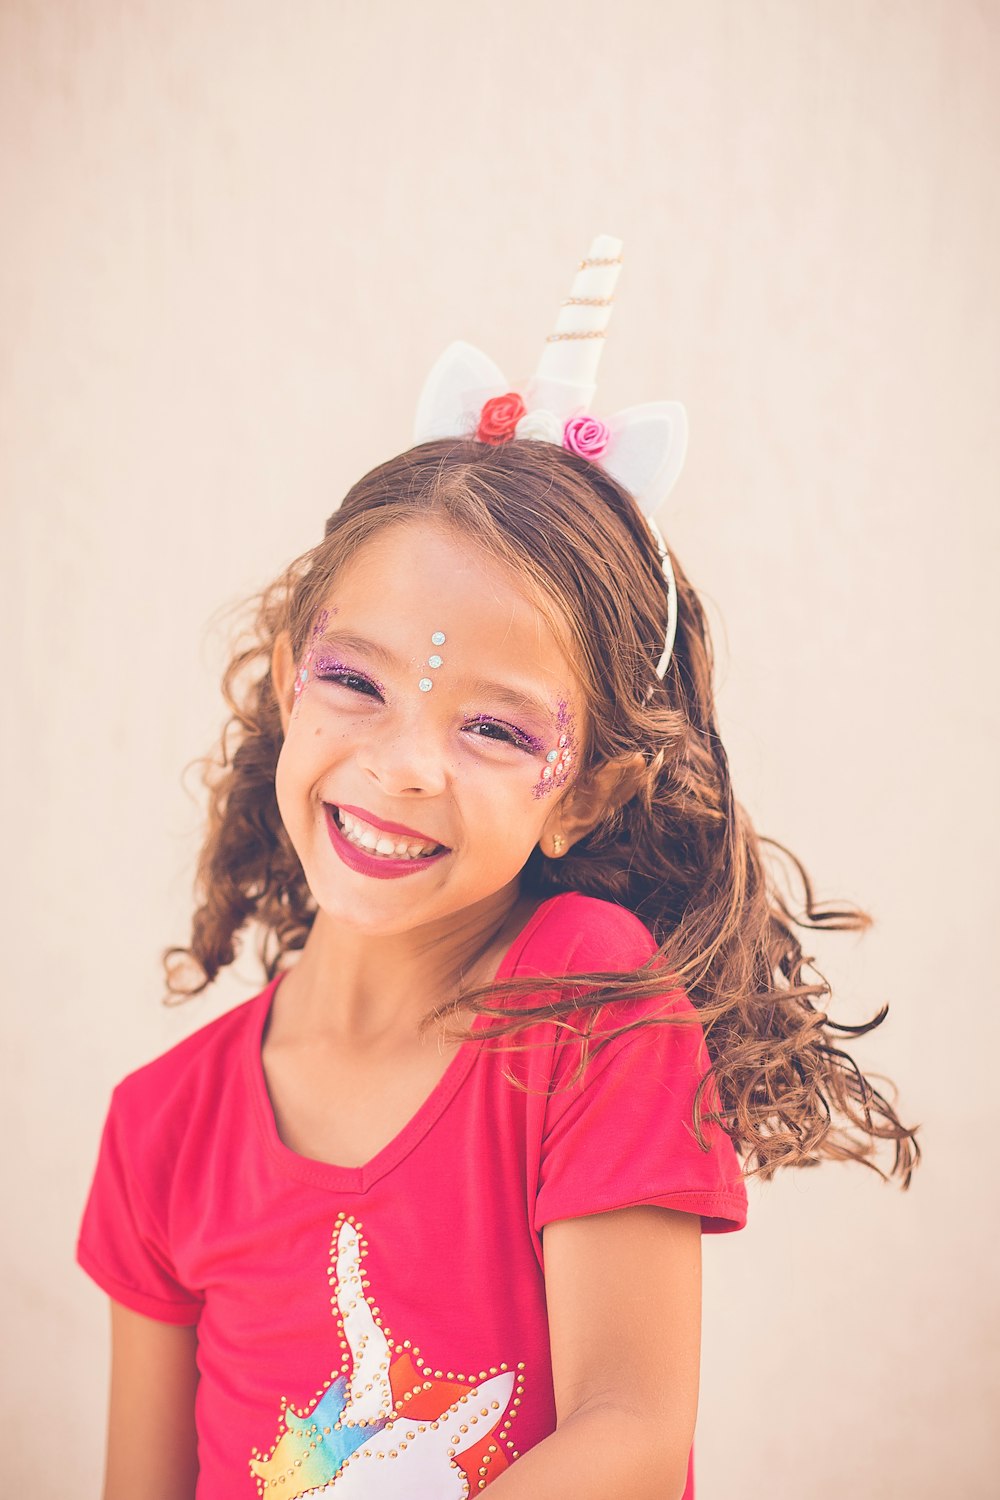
[273,519,586,937]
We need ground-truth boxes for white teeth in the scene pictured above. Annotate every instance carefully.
[336,808,439,860]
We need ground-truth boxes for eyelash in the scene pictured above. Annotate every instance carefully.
[463,717,540,753]
[314,665,382,697]
[312,666,540,754]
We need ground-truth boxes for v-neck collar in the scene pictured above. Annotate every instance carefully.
[246,893,570,1193]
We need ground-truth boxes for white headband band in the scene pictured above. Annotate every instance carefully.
[412,233,688,680]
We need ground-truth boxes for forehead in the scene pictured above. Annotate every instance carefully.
[323,520,580,694]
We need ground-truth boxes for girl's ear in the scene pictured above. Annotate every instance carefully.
[271,629,296,734]
[540,751,647,856]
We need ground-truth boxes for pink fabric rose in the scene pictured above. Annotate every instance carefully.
[562,414,611,460]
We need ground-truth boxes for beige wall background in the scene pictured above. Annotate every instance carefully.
[3,1,997,1494]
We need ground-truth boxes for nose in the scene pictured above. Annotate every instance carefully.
[355,714,449,798]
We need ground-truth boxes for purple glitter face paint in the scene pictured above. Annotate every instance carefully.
[533,698,577,800]
[311,659,385,697]
[291,608,332,720]
[461,716,545,755]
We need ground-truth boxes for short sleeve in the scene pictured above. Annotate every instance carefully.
[533,989,748,1236]
[76,1083,203,1325]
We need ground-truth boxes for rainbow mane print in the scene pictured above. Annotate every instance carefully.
[249,1215,522,1496]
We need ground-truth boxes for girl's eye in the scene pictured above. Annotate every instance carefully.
[464,718,538,752]
[314,665,383,699]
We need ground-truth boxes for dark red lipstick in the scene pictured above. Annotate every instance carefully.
[324,805,450,881]
[335,802,446,847]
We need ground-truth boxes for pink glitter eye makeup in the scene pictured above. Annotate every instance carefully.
[312,659,385,697]
[462,717,544,754]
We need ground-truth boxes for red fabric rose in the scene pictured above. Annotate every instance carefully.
[476,392,527,444]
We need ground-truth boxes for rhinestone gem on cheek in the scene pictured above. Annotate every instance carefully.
[533,699,577,801]
[291,606,332,720]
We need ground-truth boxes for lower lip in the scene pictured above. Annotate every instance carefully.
[324,805,450,881]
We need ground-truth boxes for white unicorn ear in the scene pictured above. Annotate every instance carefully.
[600,400,689,516]
[413,339,512,443]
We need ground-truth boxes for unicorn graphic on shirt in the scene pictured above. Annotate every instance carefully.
[249,1214,521,1496]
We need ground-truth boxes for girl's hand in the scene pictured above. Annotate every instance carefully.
[103,1300,199,1500]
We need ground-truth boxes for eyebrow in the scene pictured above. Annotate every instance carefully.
[313,630,559,724]
[464,679,556,724]
[315,631,392,668]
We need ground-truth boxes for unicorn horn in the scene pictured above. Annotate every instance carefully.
[524,233,624,418]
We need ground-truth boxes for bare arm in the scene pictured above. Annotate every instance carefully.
[103,1300,200,1500]
[486,1205,702,1500]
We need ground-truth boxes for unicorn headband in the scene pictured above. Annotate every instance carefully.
[412,232,688,679]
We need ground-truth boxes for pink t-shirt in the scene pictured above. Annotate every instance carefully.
[78,892,748,1498]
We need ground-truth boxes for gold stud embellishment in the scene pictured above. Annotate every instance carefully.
[251,1211,523,1493]
[544,328,607,341]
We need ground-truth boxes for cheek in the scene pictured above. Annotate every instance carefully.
[458,763,551,849]
[473,799,551,870]
[274,713,329,806]
[273,738,297,837]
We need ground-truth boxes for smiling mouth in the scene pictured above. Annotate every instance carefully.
[329,806,446,861]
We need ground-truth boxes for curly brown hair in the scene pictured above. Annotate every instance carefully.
[164,437,921,1189]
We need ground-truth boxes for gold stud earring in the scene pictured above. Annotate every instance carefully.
[551,833,565,855]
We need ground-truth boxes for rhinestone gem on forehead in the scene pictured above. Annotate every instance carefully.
[418,631,446,693]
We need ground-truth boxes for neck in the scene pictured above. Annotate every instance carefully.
[271,881,532,1048]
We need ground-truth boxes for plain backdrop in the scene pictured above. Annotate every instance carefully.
[3,1,998,1495]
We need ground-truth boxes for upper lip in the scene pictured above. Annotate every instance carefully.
[330,802,448,848]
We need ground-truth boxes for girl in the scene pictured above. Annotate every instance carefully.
[77,236,920,1500]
